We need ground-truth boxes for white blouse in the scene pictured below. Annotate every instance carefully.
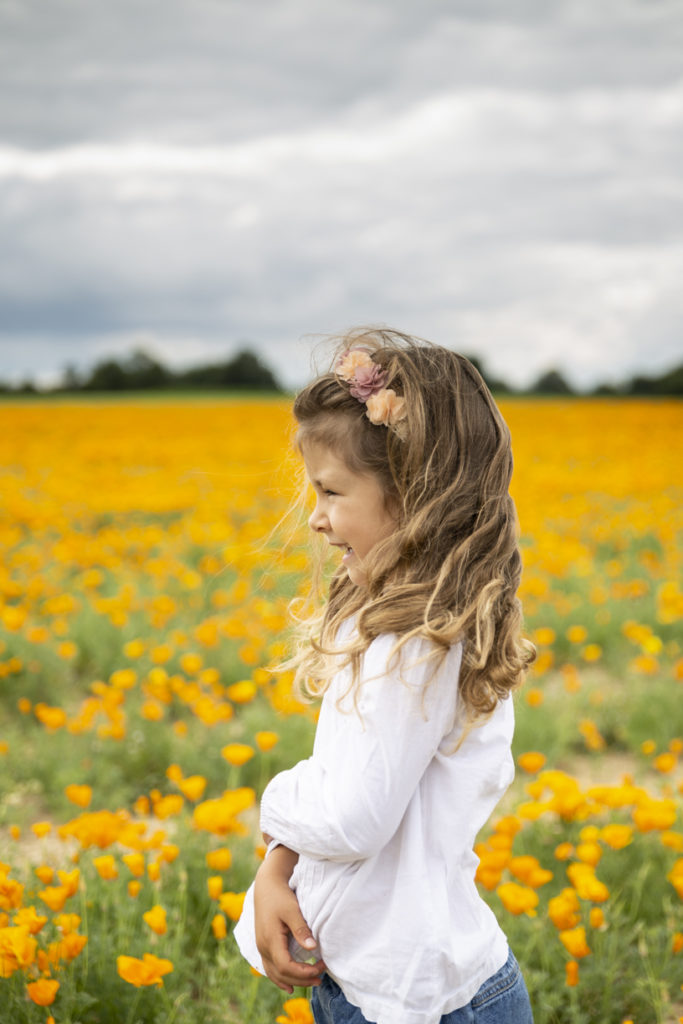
[235,631,515,1024]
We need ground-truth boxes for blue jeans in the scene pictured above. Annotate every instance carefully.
[311,947,533,1024]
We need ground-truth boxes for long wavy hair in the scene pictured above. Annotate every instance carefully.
[288,327,535,719]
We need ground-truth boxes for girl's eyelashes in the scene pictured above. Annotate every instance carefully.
[312,480,339,496]
[309,477,337,497]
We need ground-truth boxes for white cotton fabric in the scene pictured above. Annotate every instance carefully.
[234,630,515,1024]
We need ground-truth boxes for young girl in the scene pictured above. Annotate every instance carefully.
[234,328,535,1024]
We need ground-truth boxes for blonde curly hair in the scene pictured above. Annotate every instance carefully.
[287,326,535,719]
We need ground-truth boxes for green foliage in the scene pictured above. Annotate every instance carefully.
[76,348,282,394]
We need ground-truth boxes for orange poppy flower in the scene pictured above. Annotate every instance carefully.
[117,952,174,987]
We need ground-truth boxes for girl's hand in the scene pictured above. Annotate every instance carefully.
[254,845,325,993]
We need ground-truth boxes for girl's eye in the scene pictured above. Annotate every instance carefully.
[323,489,337,497]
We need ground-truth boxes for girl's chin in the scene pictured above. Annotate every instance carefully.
[344,561,368,588]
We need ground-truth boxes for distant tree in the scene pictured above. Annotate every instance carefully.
[484,371,514,394]
[530,369,574,395]
[458,356,511,395]
[124,349,170,389]
[628,375,656,395]
[61,363,83,391]
[83,359,128,391]
[464,353,485,377]
[177,348,281,391]
[49,344,287,393]
[658,363,683,395]
[463,354,512,394]
[220,349,280,389]
[627,363,683,396]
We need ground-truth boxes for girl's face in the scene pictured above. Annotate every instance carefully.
[304,441,396,587]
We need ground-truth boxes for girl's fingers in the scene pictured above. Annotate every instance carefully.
[282,905,319,957]
[263,955,324,992]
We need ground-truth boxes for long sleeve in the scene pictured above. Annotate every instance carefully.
[260,634,462,862]
[238,630,515,1024]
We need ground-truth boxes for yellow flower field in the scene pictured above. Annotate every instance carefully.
[0,397,681,1024]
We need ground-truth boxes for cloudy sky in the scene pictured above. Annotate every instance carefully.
[1,0,682,390]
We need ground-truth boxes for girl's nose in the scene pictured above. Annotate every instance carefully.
[308,503,327,533]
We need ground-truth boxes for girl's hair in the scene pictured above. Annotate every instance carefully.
[289,326,535,719]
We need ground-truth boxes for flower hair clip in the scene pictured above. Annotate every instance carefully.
[335,349,407,435]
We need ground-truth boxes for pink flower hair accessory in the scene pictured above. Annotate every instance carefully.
[335,348,407,435]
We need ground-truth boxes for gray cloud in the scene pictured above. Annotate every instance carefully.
[0,0,681,389]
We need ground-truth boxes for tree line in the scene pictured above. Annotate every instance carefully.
[2,349,282,394]
[2,347,682,396]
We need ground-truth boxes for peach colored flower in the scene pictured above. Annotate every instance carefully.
[336,349,374,381]
[365,388,407,428]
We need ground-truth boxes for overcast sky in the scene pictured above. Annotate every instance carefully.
[1,0,682,390]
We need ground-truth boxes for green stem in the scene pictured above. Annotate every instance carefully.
[171,868,189,968]
[195,903,217,950]
[243,971,261,1024]
[567,974,581,1024]
[162,984,187,1024]
[258,752,271,796]
[124,987,143,1024]
[78,878,90,978]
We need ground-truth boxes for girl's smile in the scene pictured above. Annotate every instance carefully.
[304,442,396,587]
